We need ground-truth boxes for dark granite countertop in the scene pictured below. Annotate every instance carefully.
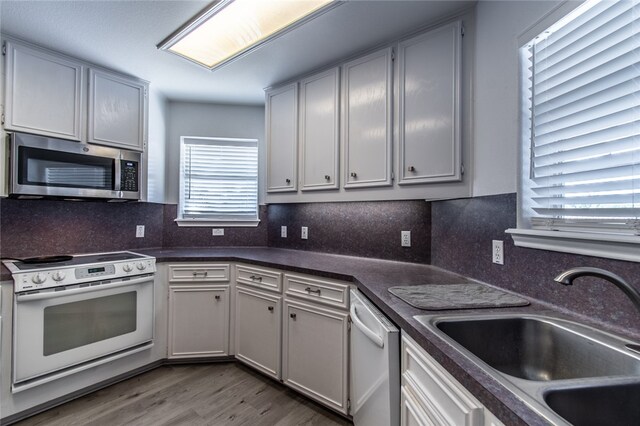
[2,246,631,425]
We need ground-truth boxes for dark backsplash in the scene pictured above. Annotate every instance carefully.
[3,194,638,336]
[267,200,431,263]
[431,193,640,337]
[162,204,268,248]
[0,198,164,258]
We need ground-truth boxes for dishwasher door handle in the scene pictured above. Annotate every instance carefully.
[350,303,384,348]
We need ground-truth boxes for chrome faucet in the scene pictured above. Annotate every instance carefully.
[554,267,640,315]
[555,267,640,353]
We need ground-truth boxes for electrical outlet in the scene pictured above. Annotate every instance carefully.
[281,225,287,238]
[212,228,224,236]
[136,225,145,238]
[301,226,308,240]
[401,230,411,247]
[492,240,504,265]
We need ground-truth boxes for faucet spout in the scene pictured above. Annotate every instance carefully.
[554,267,640,315]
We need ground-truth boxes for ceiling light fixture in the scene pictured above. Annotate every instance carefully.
[158,0,339,70]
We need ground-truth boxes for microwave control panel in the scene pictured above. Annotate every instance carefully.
[121,160,138,192]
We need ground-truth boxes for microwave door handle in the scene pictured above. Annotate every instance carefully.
[350,303,385,348]
[114,155,122,191]
[15,276,153,302]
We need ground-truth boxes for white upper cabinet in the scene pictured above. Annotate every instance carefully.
[342,47,394,189]
[266,83,298,192]
[4,40,83,141]
[88,68,148,151]
[397,21,462,185]
[299,67,340,191]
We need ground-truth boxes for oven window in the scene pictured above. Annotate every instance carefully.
[19,146,114,190]
[43,292,137,356]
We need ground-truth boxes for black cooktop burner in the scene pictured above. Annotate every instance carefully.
[16,255,74,264]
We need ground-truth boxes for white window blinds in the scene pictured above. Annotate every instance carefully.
[179,137,258,222]
[522,0,639,235]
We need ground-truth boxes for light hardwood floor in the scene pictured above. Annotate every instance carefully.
[14,363,353,426]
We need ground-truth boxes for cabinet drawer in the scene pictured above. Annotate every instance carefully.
[284,274,349,309]
[401,334,484,426]
[169,264,230,283]
[236,264,282,293]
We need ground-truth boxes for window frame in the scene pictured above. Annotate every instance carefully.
[176,136,260,228]
[507,0,640,262]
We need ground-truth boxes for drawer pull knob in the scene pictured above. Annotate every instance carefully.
[408,166,416,172]
[249,275,263,282]
[324,175,331,180]
[305,287,321,295]
[214,295,221,300]
[285,178,291,184]
[350,172,357,178]
[290,313,297,319]
[268,306,274,312]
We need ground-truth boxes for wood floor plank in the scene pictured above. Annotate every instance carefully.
[14,363,352,426]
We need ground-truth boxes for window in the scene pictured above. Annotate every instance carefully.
[177,136,259,226]
[509,0,640,261]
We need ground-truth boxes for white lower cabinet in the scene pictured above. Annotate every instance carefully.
[283,298,350,414]
[168,285,229,359]
[401,332,503,426]
[234,285,281,379]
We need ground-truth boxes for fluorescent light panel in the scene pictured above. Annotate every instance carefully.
[162,0,335,69]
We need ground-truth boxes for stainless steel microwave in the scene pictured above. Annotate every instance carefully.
[9,132,141,200]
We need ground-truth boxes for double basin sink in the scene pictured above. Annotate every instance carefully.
[414,314,640,425]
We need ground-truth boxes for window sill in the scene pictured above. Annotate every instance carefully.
[505,229,640,263]
[175,219,261,228]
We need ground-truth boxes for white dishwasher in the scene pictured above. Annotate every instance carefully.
[350,289,400,426]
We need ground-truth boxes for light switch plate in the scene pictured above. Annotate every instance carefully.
[301,226,308,240]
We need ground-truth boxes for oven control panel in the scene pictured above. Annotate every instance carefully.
[11,257,156,293]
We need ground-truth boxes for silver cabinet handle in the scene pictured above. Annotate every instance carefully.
[305,287,321,295]
[290,313,297,319]
[268,306,274,312]
[193,271,208,277]
[249,275,263,282]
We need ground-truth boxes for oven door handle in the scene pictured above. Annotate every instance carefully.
[15,276,153,302]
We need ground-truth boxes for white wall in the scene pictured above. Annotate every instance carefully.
[165,102,265,205]
[472,0,564,197]
[146,88,168,204]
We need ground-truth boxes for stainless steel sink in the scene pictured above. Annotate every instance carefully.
[414,313,640,425]
[436,316,640,381]
[544,382,640,426]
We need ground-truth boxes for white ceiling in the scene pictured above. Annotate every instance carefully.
[0,0,475,105]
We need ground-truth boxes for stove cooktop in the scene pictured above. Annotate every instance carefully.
[4,251,148,271]
[3,251,156,293]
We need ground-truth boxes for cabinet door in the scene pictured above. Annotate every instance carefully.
[235,286,281,379]
[282,299,349,414]
[397,21,462,185]
[169,285,229,358]
[342,47,393,188]
[266,83,298,192]
[4,40,83,140]
[299,68,340,191]
[88,68,147,151]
